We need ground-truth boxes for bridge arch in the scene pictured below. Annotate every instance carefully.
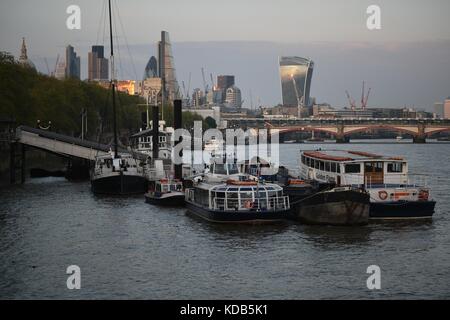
[343,125,418,137]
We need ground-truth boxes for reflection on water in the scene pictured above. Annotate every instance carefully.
[0,143,449,299]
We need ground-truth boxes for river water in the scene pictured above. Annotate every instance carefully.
[0,141,449,299]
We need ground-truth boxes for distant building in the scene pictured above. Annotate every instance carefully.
[444,97,450,119]
[116,80,137,95]
[192,88,205,107]
[434,102,444,118]
[140,77,162,105]
[65,45,80,79]
[158,31,180,102]
[216,75,235,103]
[225,86,242,108]
[144,56,158,79]
[54,61,66,80]
[18,37,36,69]
[88,45,109,81]
[279,56,314,108]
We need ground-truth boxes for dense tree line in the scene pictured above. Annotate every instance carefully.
[0,51,216,145]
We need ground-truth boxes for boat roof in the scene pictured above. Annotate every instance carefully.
[197,181,283,192]
[302,150,404,162]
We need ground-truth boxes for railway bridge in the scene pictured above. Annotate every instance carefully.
[224,118,450,143]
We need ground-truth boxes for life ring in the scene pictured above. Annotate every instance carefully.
[378,190,388,200]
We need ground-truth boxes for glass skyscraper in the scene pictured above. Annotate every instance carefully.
[279,56,314,108]
[144,56,158,79]
[158,31,180,101]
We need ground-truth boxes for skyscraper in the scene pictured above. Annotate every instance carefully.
[65,45,80,79]
[279,56,314,110]
[225,86,242,108]
[444,97,450,119]
[216,75,235,103]
[158,31,180,102]
[144,56,158,79]
[88,45,109,81]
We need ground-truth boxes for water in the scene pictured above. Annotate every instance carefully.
[0,141,449,299]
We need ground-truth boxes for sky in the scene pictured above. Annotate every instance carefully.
[1,0,450,109]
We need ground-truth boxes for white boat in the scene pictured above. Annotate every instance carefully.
[396,135,403,141]
[298,149,436,219]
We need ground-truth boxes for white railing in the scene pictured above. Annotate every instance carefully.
[212,196,290,211]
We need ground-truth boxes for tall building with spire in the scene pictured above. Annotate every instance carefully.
[18,37,35,69]
[158,31,180,102]
[144,56,158,79]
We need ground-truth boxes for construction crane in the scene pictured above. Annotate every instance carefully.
[361,81,371,109]
[187,72,192,98]
[44,58,50,75]
[182,80,187,98]
[210,73,215,91]
[201,67,209,95]
[345,90,356,110]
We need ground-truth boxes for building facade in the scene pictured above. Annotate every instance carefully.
[225,86,242,108]
[88,45,109,81]
[279,56,314,108]
[18,37,35,70]
[65,45,80,79]
[444,97,450,119]
[158,31,180,102]
[144,56,158,79]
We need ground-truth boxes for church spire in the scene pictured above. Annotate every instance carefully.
[20,37,28,61]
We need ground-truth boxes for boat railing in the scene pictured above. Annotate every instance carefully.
[212,196,290,211]
[364,173,429,189]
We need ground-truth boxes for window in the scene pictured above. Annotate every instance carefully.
[319,161,325,171]
[325,162,331,172]
[387,162,403,173]
[331,162,337,172]
[345,164,361,173]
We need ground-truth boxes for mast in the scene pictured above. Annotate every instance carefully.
[108,0,118,158]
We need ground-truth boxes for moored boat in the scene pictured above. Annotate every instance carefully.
[145,178,184,206]
[298,149,436,219]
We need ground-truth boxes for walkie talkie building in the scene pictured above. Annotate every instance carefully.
[279,56,314,108]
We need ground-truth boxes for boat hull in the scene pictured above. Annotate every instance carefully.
[291,189,370,225]
[145,193,185,206]
[91,173,147,195]
[185,201,290,224]
[369,200,436,219]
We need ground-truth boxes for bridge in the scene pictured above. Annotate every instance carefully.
[9,126,147,183]
[224,118,450,143]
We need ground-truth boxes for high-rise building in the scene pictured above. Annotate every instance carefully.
[434,102,444,118]
[217,75,235,90]
[144,56,158,79]
[279,56,314,108]
[192,88,205,107]
[88,45,109,81]
[225,86,242,108]
[65,45,80,79]
[18,37,36,69]
[444,97,450,119]
[55,61,66,80]
[158,31,180,102]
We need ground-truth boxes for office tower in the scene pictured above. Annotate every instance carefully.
[192,88,205,107]
[434,102,444,118]
[18,37,35,69]
[216,75,235,103]
[88,45,109,81]
[158,31,180,102]
[55,61,66,80]
[225,86,242,108]
[279,56,314,109]
[144,56,158,79]
[65,45,80,79]
[444,97,450,119]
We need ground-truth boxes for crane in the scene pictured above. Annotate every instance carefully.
[182,80,187,98]
[362,87,371,109]
[44,58,50,75]
[210,73,215,90]
[201,67,209,95]
[345,90,356,110]
[52,54,60,77]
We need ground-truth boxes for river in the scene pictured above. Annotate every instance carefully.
[0,141,449,299]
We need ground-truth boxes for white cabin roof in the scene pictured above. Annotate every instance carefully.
[302,150,404,163]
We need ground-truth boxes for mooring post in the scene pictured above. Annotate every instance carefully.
[21,144,25,184]
[10,142,15,184]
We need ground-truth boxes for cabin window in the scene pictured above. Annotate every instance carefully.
[314,159,319,169]
[331,162,337,172]
[325,162,331,172]
[387,162,403,173]
[307,157,311,167]
[319,161,325,171]
[301,155,305,164]
[345,164,361,173]
[214,164,227,175]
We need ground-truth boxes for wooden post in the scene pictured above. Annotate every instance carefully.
[21,144,25,184]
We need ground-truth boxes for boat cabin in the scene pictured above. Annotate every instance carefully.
[149,178,183,195]
[186,180,290,212]
[299,150,408,187]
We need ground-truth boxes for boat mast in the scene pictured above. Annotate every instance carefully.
[108,0,118,158]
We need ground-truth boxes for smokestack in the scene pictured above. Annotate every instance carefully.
[173,99,182,179]
[152,105,159,160]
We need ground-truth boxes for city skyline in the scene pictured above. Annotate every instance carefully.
[1,0,450,109]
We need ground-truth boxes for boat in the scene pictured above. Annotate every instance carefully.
[396,135,403,141]
[145,178,184,206]
[184,158,291,223]
[291,186,370,225]
[298,149,436,219]
[203,136,224,157]
[91,151,147,195]
[283,140,296,144]
[90,0,147,195]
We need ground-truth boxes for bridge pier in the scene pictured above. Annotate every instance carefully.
[336,136,350,143]
[413,136,426,143]
[9,142,26,184]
